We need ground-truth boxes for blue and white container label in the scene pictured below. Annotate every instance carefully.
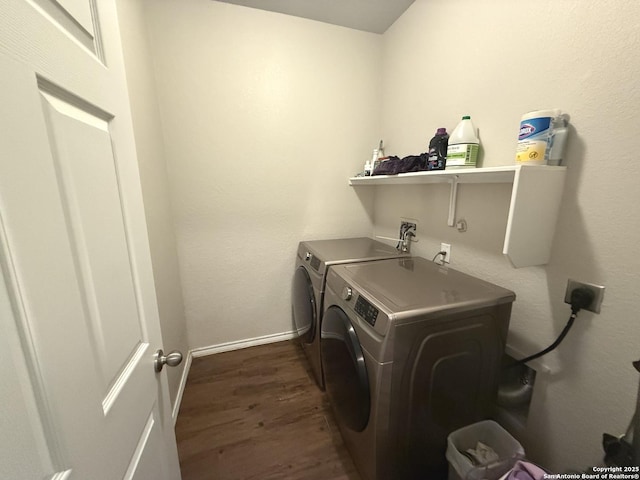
[518,117,551,141]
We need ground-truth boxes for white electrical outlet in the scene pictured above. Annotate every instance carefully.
[440,243,451,263]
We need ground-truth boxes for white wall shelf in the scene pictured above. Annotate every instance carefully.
[349,165,567,267]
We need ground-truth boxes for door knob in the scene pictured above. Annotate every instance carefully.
[154,349,183,373]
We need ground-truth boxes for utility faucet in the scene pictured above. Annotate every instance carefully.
[398,224,416,253]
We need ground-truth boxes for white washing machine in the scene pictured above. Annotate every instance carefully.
[321,257,515,480]
[291,237,409,389]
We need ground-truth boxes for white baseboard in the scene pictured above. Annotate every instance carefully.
[172,351,192,426]
[191,330,297,358]
[172,330,297,424]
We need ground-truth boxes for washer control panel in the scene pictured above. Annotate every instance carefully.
[354,295,378,326]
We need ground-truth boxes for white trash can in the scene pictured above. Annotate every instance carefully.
[446,420,525,480]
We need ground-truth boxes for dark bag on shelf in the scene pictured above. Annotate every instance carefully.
[373,153,428,175]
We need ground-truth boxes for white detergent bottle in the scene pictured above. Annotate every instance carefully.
[447,115,480,169]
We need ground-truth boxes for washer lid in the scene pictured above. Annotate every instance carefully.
[339,257,515,318]
[298,237,407,275]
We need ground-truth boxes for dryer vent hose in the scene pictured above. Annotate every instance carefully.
[497,365,535,408]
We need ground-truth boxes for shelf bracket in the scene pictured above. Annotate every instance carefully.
[447,175,459,227]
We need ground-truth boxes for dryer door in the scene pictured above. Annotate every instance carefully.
[321,305,370,432]
[292,266,316,343]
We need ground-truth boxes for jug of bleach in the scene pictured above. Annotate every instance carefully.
[516,110,570,165]
[447,116,479,169]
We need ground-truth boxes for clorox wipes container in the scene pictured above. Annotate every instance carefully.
[516,109,569,165]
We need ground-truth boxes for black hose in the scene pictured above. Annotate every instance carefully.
[510,287,594,368]
[511,313,577,367]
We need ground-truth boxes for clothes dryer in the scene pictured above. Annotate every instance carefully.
[291,238,408,389]
[321,257,515,480]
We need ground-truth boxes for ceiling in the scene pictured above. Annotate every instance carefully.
[212,0,415,34]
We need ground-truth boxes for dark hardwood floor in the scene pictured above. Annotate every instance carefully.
[175,340,361,480]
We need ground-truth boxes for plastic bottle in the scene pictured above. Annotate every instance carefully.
[446,116,480,169]
[370,148,380,172]
[364,159,372,176]
[546,115,569,166]
[427,128,449,170]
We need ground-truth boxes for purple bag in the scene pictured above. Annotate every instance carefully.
[501,461,548,480]
[372,154,428,175]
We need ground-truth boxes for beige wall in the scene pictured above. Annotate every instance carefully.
[115,0,188,410]
[120,0,640,470]
[143,0,380,349]
[377,0,640,471]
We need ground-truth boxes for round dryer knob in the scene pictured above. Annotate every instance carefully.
[305,252,312,261]
[341,286,353,301]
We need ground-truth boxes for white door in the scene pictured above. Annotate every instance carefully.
[0,0,182,479]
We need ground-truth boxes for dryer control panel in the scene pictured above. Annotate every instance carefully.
[355,296,378,326]
[309,255,321,271]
